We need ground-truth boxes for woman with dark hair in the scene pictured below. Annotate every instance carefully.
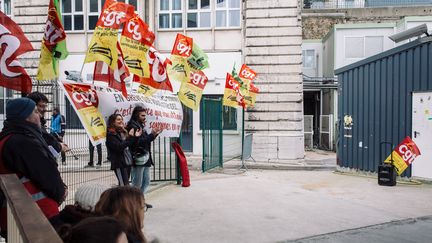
[95,186,147,243]
[106,113,142,186]
[126,106,162,208]
[59,216,127,243]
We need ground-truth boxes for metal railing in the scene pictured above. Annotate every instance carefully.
[303,0,432,9]
[0,174,62,243]
[0,81,179,206]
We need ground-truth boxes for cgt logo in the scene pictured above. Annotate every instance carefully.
[127,21,141,41]
[398,145,416,164]
[71,87,99,108]
[0,24,24,78]
[102,11,126,27]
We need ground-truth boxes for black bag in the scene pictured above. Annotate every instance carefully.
[378,142,397,186]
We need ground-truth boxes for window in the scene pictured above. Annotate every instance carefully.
[199,95,237,130]
[302,49,315,68]
[61,0,84,31]
[158,0,241,29]
[345,36,384,59]
[159,0,183,29]
[88,0,105,30]
[216,0,240,27]
[1,0,11,16]
[187,0,211,28]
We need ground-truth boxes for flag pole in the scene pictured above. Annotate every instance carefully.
[240,106,247,170]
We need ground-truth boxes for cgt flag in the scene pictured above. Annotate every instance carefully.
[36,0,68,81]
[120,14,155,78]
[245,82,259,107]
[0,11,34,93]
[384,136,421,175]
[222,73,242,108]
[84,0,134,70]
[167,33,192,83]
[178,70,208,111]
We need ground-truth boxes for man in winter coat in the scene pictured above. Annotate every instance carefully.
[0,98,68,238]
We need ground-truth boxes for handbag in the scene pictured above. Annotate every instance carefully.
[134,151,149,166]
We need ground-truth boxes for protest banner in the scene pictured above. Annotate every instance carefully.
[168,33,193,83]
[178,70,208,111]
[384,136,421,175]
[222,73,242,108]
[60,81,183,145]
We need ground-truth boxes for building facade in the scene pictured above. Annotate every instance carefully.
[4,0,305,162]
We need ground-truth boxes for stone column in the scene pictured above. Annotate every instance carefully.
[244,0,304,162]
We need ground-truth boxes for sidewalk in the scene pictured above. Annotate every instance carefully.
[144,169,432,243]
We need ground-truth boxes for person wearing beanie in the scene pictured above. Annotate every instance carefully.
[51,183,110,230]
[0,98,68,239]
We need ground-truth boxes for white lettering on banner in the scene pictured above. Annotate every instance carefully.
[102,11,126,27]
[127,21,141,40]
[0,24,24,78]
[191,72,205,86]
[44,21,63,44]
[147,47,167,82]
[228,79,239,89]
[399,145,416,164]
[241,69,255,80]
[176,42,191,56]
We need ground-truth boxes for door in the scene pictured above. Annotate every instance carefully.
[412,92,432,179]
[181,105,193,152]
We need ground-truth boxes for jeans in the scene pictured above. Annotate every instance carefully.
[131,166,150,193]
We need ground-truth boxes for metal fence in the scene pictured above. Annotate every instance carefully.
[303,0,432,9]
[0,81,179,205]
[201,97,223,172]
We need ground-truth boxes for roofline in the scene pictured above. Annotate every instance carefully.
[335,36,432,75]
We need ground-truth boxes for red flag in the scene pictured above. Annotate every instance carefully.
[93,42,129,97]
[133,46,173,92]
[0,12,34,93]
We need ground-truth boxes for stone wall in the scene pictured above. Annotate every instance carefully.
[14,0,47,77]
[303,6,432,39]
[244,0,304,161]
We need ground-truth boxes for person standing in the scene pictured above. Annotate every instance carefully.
[106,114,141,186]
[0,98,68,238]
[27,91,69,162]
[127,106,162,209]
[86,140,102,167]
[51,107,66,165]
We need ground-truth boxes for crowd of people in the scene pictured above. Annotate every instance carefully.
[0,94,162,242]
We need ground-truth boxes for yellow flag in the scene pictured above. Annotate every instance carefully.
[178,71,208,111]
[136,84,158,97]
[84,27,119,70]
[36,42,57,80]
[222,73,242,108]
[167,55,191,83]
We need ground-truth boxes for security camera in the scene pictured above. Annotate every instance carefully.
[65,70,82,82]
[389,24,429,43]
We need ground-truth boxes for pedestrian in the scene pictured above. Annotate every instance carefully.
[59,216,127,243]
[95,186,147,243]
[106,113,141,186]
[86,140,102,167]
[0,98,68,238]
[127,106,162,209]
[51,183,110,229]
[51,107,66,165]
[27,91,69,162]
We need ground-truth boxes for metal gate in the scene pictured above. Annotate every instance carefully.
[201,97,223,172]
[304,115,314,150]
[319,115,334,151]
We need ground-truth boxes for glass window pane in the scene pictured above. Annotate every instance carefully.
[200,12,210,27]
[63,15,72,30]
[303,50,314,68]
[129,0,138,8]
[62,0,72,13]
[365,36,383,57]
[74,15,84,30]
[189,0,197,9]
[216,10,226,27]
[160,0,169,10]
[159,14,170,28]
[4,0,11,15]
[229,0,239,8]
[187,13,197,28]
[345,37,364,58]
[172,13,182,28]
[89,0,98,12]
[88,15,98,30]
[216,0,226,8]
[201,0,210,9]
[228,10,240,26]
[172,0,181,10]
[75,0,82,11]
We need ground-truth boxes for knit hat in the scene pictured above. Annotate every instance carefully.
[6,98,36,120]
[74,183,110,211]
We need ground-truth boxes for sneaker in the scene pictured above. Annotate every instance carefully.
[145,203,153,209]
[96,162,102,166]
[84,163,94,168]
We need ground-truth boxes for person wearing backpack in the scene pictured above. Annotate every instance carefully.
[51,107,67,165]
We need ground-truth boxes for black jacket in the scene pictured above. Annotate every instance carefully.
[0,120,66,204]
[105,130,136,170]
[126,120,157,167]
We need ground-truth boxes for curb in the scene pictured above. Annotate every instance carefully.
[223,161,336,171]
